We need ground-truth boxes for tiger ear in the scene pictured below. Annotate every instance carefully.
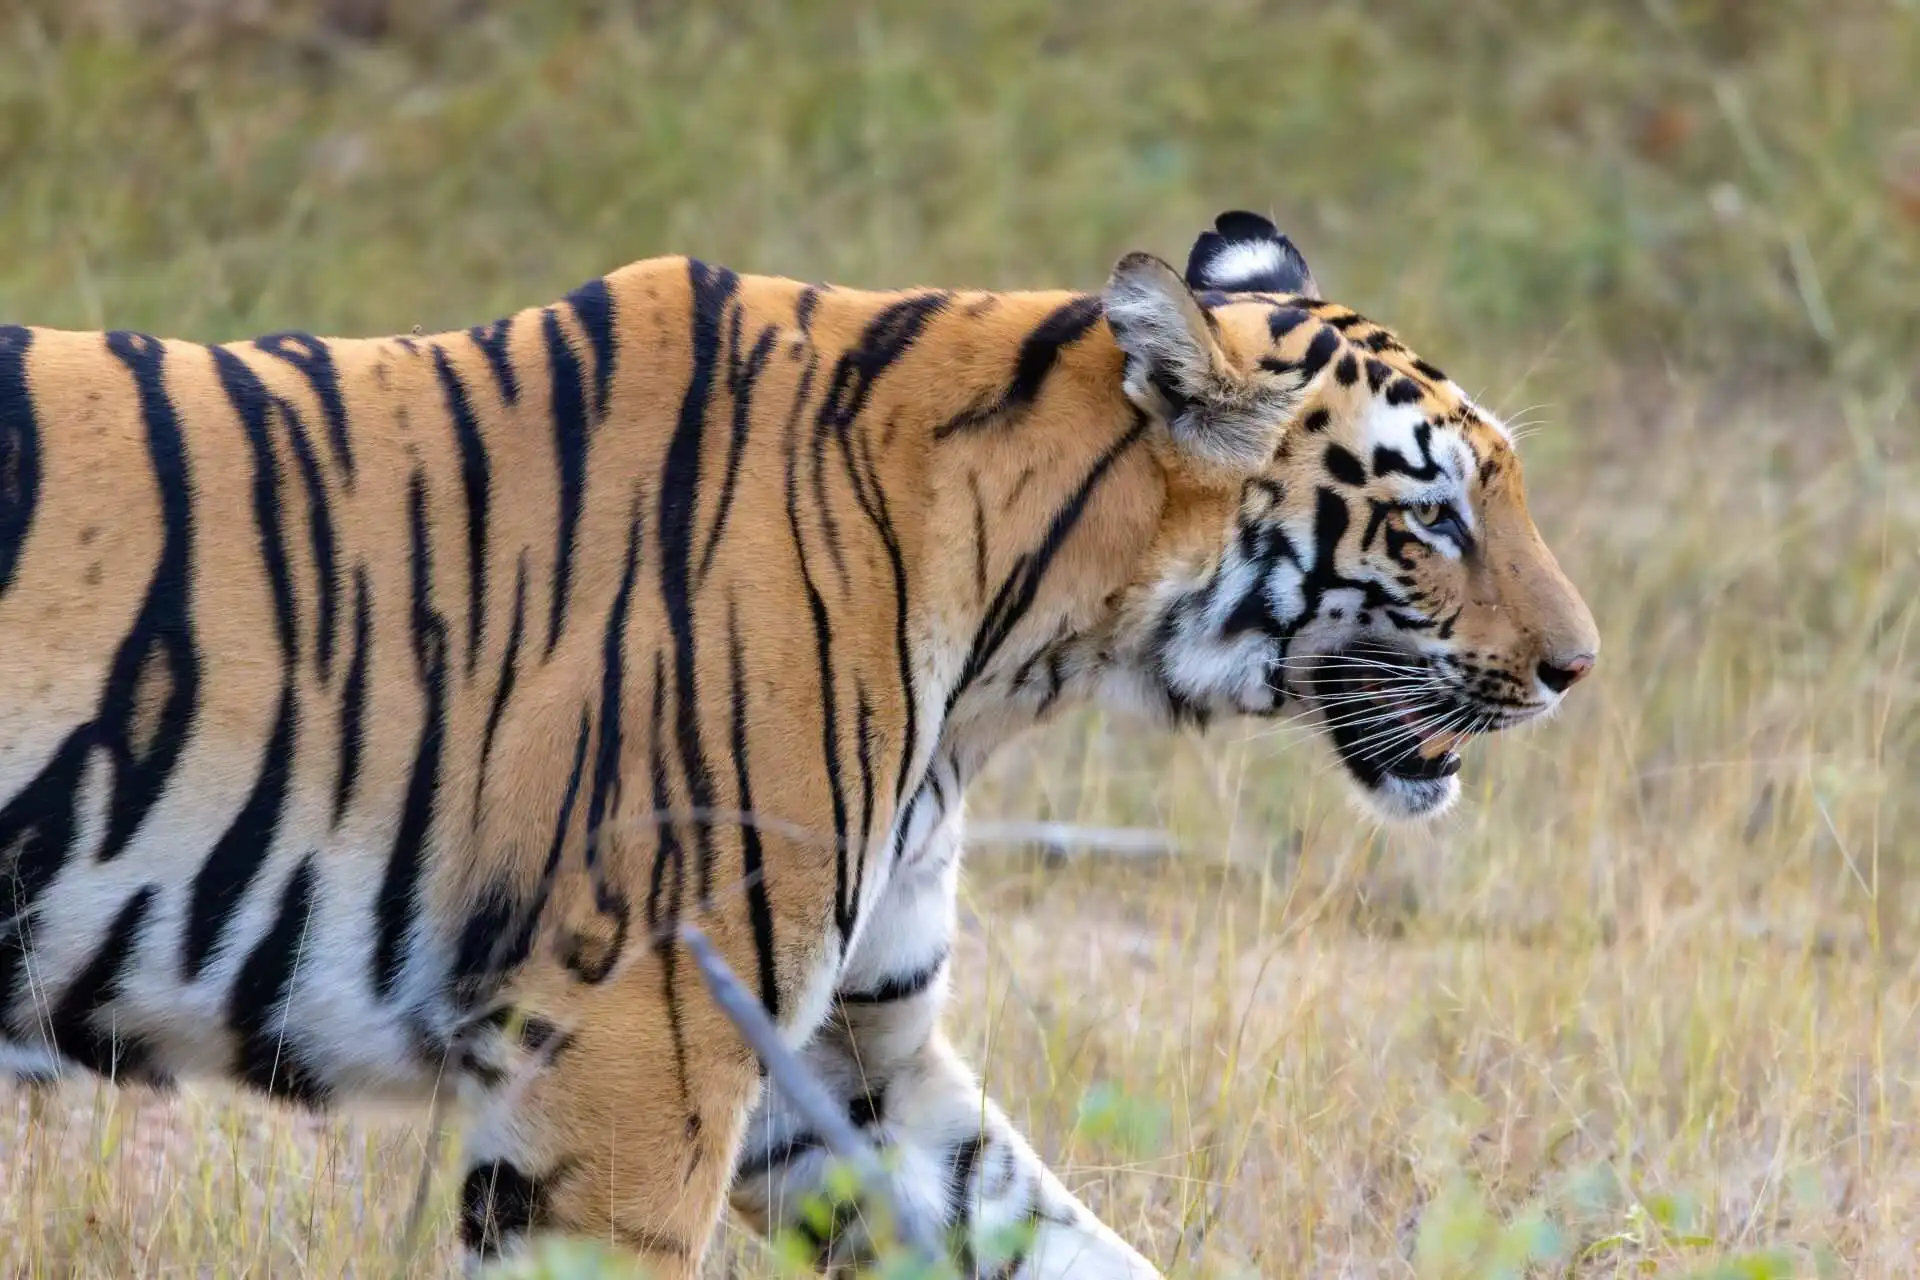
[1103,251,1305,471]
[1184,209,1321,299]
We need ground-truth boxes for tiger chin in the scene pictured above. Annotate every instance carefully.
[0,208,1595,1277]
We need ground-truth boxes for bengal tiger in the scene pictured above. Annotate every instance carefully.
[0,210,1597,1277]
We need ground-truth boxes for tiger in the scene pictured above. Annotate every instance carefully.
[0,209,1597,1277]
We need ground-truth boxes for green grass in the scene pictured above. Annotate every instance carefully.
[1,1,1916,1275]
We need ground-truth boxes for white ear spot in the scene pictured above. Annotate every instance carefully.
[1185,213,1323,298]
[1203,241,1286,290]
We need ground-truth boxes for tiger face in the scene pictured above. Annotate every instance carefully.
[1098,212,1599,820]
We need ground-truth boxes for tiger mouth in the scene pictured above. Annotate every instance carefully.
[1308,666,1479,786]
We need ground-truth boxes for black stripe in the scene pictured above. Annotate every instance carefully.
[812,294,948,812]
[968,471,988,602]
[546,708,592,892]
[0,735,89,1027]
[452,708,590,1006]
[808,384,848,581]
[473,552,528,826]
[1386,376,1426,406]
[848,426,917,807]
[850,683,876,928]
[255,332,353,482]
[98,331,201,863]
[332,566,371,828]
[848,1086,885,1130]
[644,657,680,939]
[210,348,296,651]
[837,949,948,1005]
[542,306,588,657]
[794,286,820,334]
[373,472,449,999]
[810,291,948,586]
[772,346,853,941]
[1295,325,1340,383]
[1003,464,1035,513]
[1290,534,1407,615]
[658,260,735,910]
[579,501,644,974]
[642,654,690,1099]
[818,291,949,429]
[733,1131,825,1184]
[782,365,852,943]
[227,855,328,1104]
[49,886,160,1079]
[0,324,40,597]
[271,395,340,681]
[883,782,921,873]
[182,684,295,980]
[433,346,492,676]
[932,294,1101,440]
[517,1015,573,1056]
[947,412,1149,715]
[700,311,777,583]
[459,1160,553,1257]
[565,277,616,420]
[449,886,516,1008]
[468,318,520,405]
[1371,422,1445,481]
[587,510,647,821]
[1323,443,1367,487]
[1006,296,1102,405]
[458,706,591,1013]
[726,599,779,1019]
[945,1133,987,1228]
[0,326,244,994]
[1269,307,1310,339]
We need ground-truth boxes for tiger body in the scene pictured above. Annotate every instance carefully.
[0,263,1074,1091]
[0,215,1598,1276]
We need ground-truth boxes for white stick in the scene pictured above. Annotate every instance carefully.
[677,922,945,1263]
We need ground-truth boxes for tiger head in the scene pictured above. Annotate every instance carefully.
[1095,211,1598,821]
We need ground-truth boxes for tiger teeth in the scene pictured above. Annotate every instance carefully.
[1418,729,1468,760]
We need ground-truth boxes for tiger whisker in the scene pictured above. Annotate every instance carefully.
[1342,701,1469,766]
[1351,702,1476,768]
[1244,698,1439,749]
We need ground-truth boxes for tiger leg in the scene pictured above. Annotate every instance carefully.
[453,921,767,1278]
[729,807,1161,1279]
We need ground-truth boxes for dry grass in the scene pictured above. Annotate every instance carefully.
[1,1,1916,1276]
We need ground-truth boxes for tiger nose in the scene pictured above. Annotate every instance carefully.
[1536,652,1596,695]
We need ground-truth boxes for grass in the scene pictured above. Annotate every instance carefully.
[1,0,1916,1275]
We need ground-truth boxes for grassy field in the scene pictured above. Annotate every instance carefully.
[2,0,1917,1275]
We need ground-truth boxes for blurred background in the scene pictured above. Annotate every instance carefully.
[1,1,1915,1275]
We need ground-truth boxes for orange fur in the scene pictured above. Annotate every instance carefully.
[0,239,1595,1271]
